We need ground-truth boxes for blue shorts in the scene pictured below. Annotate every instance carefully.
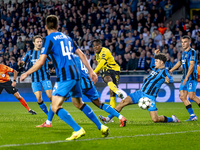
[179,80,197,92]
[32,80,52,93]
[129,90,157,111]
[52,79,82,98]
[82,85,99,101]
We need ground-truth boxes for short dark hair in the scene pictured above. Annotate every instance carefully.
[46,15,58,30]
[182,35,191,40]
[92,39,102,46]
[33,35,43,42]
[154,53,167,63]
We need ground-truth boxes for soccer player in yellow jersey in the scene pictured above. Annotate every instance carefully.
[92,39,125,108]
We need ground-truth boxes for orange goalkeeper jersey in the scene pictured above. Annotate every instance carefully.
[197,66,200,82]
[0,64,14,83]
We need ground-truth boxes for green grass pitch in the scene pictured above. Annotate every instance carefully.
[0,102,200,150]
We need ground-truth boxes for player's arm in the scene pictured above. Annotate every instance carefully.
[94,59,106,73]
[75,48,98,83]
[5,65,18,87]
[12,69,18,87]
[94,50,108,73]
[18,61,25,68]
[164,70,174,83]
[185,61,195,80]
[18,52,29,68]
[151,49,160,69]
[169,61,182,74]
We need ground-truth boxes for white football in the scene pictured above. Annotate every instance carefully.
[138,97,151,110]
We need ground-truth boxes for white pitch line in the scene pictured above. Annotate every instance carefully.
[0,130,200,148]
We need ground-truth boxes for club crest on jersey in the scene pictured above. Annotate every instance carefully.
[31,59,38,65]
[150,71,157,76]
[1,73,5,78]
[189,83,192,90]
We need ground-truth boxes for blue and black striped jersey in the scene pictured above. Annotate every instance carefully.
[23,49,51,82]
[181,48,198,81]
[41,32,80,82]
[74,55,93,90]
[141,68,173,97]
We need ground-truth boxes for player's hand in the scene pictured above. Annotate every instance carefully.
[165,76,170,83]
[182,77,188,86]
[11,81,16,87]
[89,71,98,84]
[20,73,28,81]
[154,49,160,54]
[169,69,173,74]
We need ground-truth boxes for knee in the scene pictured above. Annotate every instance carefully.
[51,105,58,113]
[37,97,43,103]
[151,117,159,123]
[16,96,21,100]
[180,95,186,101]
[188,94,195,100]
[92,99,101,108]
[152,118,159,123]
[74,102,84,109]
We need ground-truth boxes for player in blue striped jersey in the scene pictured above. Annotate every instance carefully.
[20,15,108,140]
[74,55,127,127]
[37,55,127,128]
[99,52,180,123]
[19,35,53,118]
[170,35,200,121]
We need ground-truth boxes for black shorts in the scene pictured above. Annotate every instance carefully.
[0,80,18,94]
[101,70,120,85]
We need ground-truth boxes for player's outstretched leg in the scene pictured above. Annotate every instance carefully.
[97,100,127,127]
[108,81,125,100]
[14,92,36,115]
[51,96,85,140]
[180,91,198,121]
[38,101,48,115]
[149,111,180,123]
[80,103,108,137]
[36,104,55,127]
[72,97,109,137]
[34,91,48,115]
[99,96,132,126]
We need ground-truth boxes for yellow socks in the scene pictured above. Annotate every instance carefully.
[108,81,119,94]
[110,97,116,108]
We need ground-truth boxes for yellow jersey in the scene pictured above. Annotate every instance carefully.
[95,47,120,73]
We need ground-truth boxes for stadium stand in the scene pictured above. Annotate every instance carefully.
[0,0,199,75]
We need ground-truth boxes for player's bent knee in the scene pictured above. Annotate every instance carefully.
[51,105,58,113]
[92,99,101,108]
[180,95,187,101]
[151,118,159,123]
[188,94,195,100]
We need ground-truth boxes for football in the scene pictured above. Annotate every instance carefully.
[138,97,151,110]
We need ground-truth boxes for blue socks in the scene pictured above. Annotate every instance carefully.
[38,101,48,115]
[47,104,54,122]
[186,104,195,115]
[81,104,102,130]
[108,114,114,120]
[56,108,81,132]
[100,103,120,118]
[166,117,173,122]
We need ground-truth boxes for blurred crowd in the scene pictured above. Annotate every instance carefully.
[0,0,199,75]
